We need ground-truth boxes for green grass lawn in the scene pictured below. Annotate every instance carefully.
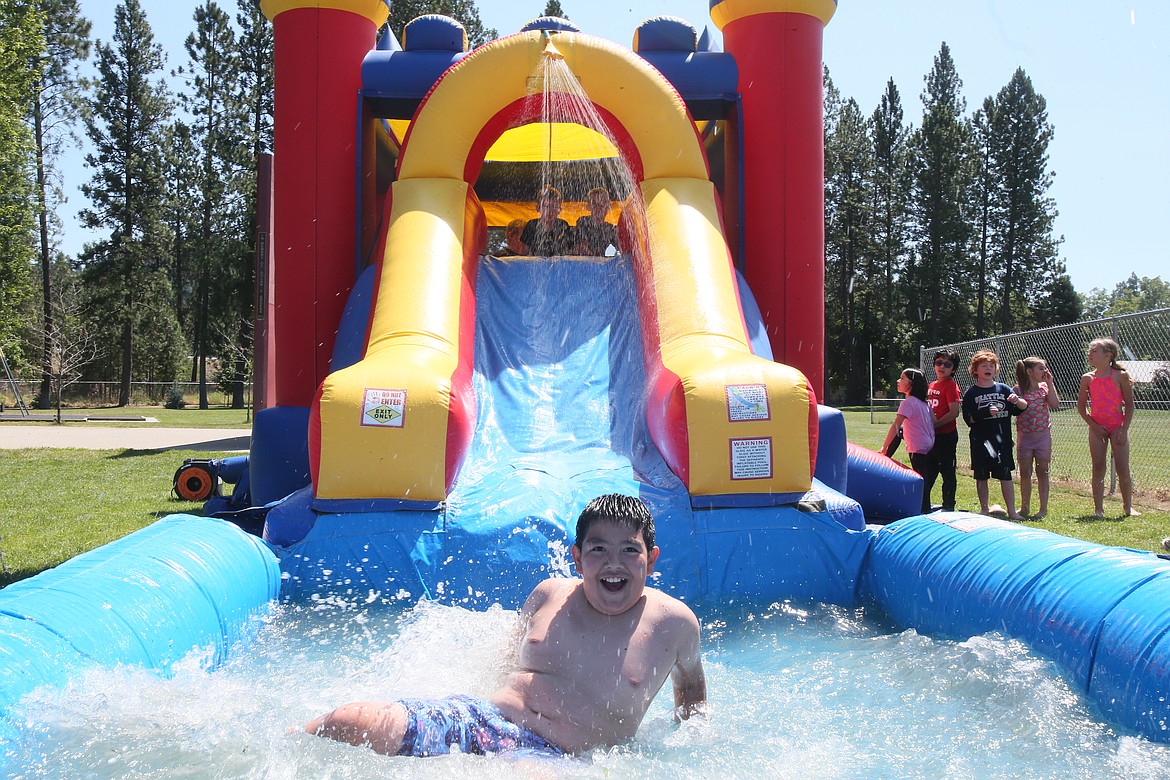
[0,413,1166,588]
[0,448,222,586]
[6,405,252,428]
[853,404,1170,497]
[841,409,1169,551]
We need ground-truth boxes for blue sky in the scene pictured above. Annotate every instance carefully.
[70,0,1168,294]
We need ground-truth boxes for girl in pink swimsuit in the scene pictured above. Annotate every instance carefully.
[1076,338,1139,517]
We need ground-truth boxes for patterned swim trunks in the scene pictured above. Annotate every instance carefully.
[396,694,564,757]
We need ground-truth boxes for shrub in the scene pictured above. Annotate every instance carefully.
[163,382,187,409]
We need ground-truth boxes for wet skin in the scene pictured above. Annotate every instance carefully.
[304,520,707,755]
[490,520,706,752]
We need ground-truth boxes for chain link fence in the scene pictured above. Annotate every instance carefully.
[0,381,248,410]
[919,308,1170,500]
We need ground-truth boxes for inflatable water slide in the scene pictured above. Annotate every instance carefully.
[5,2,1170,756]
[273,21,853,606]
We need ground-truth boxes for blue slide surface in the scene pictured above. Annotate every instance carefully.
[274,254,869,606]
[443,255,692,575]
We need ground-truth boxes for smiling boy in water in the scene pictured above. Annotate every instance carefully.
[304,493,707,757]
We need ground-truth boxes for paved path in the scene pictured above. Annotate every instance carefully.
[0,425,251,452]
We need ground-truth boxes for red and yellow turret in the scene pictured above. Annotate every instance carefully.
[259,1,390,408]
[711,0,835,399]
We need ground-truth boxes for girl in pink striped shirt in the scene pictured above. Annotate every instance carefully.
[1013,357,1061,519]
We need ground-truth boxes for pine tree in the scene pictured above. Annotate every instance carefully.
[822,68,841,394]
[174,0,247,409]
[28,0,91,407]
[0,0,43,368]
[542,1,567,19]
[824,96,875,402]
[235,0,272,161]
[970,96,996,337]
[161,119,199,341]
[1031,258,1081,326]
[910,42,974,346]
[78,0,174,406]
[870,78,914,387]
[985,68,1061,333]
[822,65,842,170]
[228,0,273,409]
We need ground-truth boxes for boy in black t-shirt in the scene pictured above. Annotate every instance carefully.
[573,187,620,256]
[962,349,1028,521]
[521,185,575,256]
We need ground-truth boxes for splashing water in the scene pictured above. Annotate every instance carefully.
[440,35,668,544]
[8,599,1170,778]
[523,33,646,249]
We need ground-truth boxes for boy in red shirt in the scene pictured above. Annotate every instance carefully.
[925,350,962,511]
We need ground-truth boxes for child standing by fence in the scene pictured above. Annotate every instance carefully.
[882,368,936,514]
[1076,337,1140,517]
[926,350,962,512]
[1013,357,1061,520]
[963,350,1028,521]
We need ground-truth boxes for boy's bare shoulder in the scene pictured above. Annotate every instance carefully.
[643,587,701,630]
[535,576,577,592]
[527,577,578,605]
[643,584,689,609]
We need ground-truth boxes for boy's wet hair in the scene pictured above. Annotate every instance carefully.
[537,184,562,203]
[575,494,655,551]
[505,217,526,238]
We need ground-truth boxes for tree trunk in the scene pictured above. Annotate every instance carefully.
[975,186,989,338]
[232,315,247,410]
[198,266,209,409]
[199,353,208,410]
[119,316,132,407]
[34,93,53,409]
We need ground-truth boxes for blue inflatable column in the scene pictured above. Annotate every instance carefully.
[864,513,1170,743]
[0,515,281,743]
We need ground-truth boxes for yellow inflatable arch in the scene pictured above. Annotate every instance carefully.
[312,30,816,505]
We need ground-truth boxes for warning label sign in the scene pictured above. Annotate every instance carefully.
[361,388,406,428]
[730,437,772,480]
[726,383,770,422]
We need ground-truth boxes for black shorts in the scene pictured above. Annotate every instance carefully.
[970,435,1015,481]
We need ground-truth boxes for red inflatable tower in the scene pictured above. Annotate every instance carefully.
[259,0,389,408]
[711,0,835,399]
